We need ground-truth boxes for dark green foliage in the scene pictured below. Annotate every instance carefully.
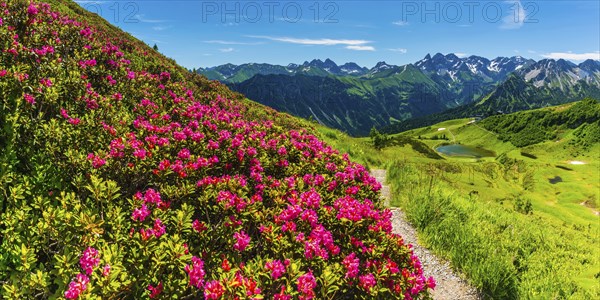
[479,98,600,147]
[572,119,600,148]
[369,127,387,150]
[520,152,537,159]
[513,198,533,214]
[390,136,444,160]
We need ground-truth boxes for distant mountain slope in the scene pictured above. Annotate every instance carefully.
[198,58,369,83]
[231,69,445,136]
[201,54,592,136]
[518,59,600,88]
[415,53,534,83]
[383,62,600,134]
[414,54,535,106]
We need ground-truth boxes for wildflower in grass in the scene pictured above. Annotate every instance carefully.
[411,254,422,271]
[153,218,166,237]
[192,219,207,233]
[426,276,436,289]
[346,186,360,195]
[359,273,376,292]
[178,148,191,160]
[143,189,161,205]
[40,78,52,87]
[64,274,89,299]
[68,118,81,125]
[132,204,150,222]
[207,139,219,150]
[274,286,292,300]
[185,256,206,288]
[24,93,35,105]
[148,282,163,298]
[0,70,6,77]
[300,209,319,227]
[27,3,38,15]
[221,258,231,272]
[265,259,286,280]
[204,280,224,300]
[139,228,154,240]
[233,231,250,252]
[133,148,147,159]
[106,75,116,85]
[300,189,321,209]
[342,252,360,278]
[277,146,287,156]
[87,153,106,168]
[297,271,316,300]
[79,27,92,37]
[101,264,110,277]
[386,259,399,274]
[282,221,297,233]
[79,247,100,275]
[242,276,262,296]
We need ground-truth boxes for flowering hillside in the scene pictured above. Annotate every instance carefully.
[0,1,433,299]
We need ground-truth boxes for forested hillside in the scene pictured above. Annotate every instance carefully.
[480,98,600,147]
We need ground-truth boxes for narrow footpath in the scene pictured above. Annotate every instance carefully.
[371,169,481,300]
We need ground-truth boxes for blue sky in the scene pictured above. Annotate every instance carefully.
[76,1,600,69]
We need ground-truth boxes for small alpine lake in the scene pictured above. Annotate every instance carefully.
[435,144,496,158]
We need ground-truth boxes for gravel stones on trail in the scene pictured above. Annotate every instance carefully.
[371,169,481,300]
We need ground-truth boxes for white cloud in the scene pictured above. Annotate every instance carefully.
[346,45,375,51]
[219,48,235,53]
[388,48,408,54]
[75,1,106,4]
[152,25,172,31]
[134,14,168,23]
[354,24,376,29]
[541,51,600,61]
[501,1,526,29]
[204,40,262,45]
[392,20,409,26]
[246,35,371,46]
[455,52,468,58]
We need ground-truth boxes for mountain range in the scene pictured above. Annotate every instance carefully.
[197,54,600,136]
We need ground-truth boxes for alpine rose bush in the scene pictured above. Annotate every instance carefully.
[0,1,433,299]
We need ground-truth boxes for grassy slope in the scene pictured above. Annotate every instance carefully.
[311,101,599,299]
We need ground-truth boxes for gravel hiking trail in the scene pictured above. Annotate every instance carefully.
[370,169,481,300]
